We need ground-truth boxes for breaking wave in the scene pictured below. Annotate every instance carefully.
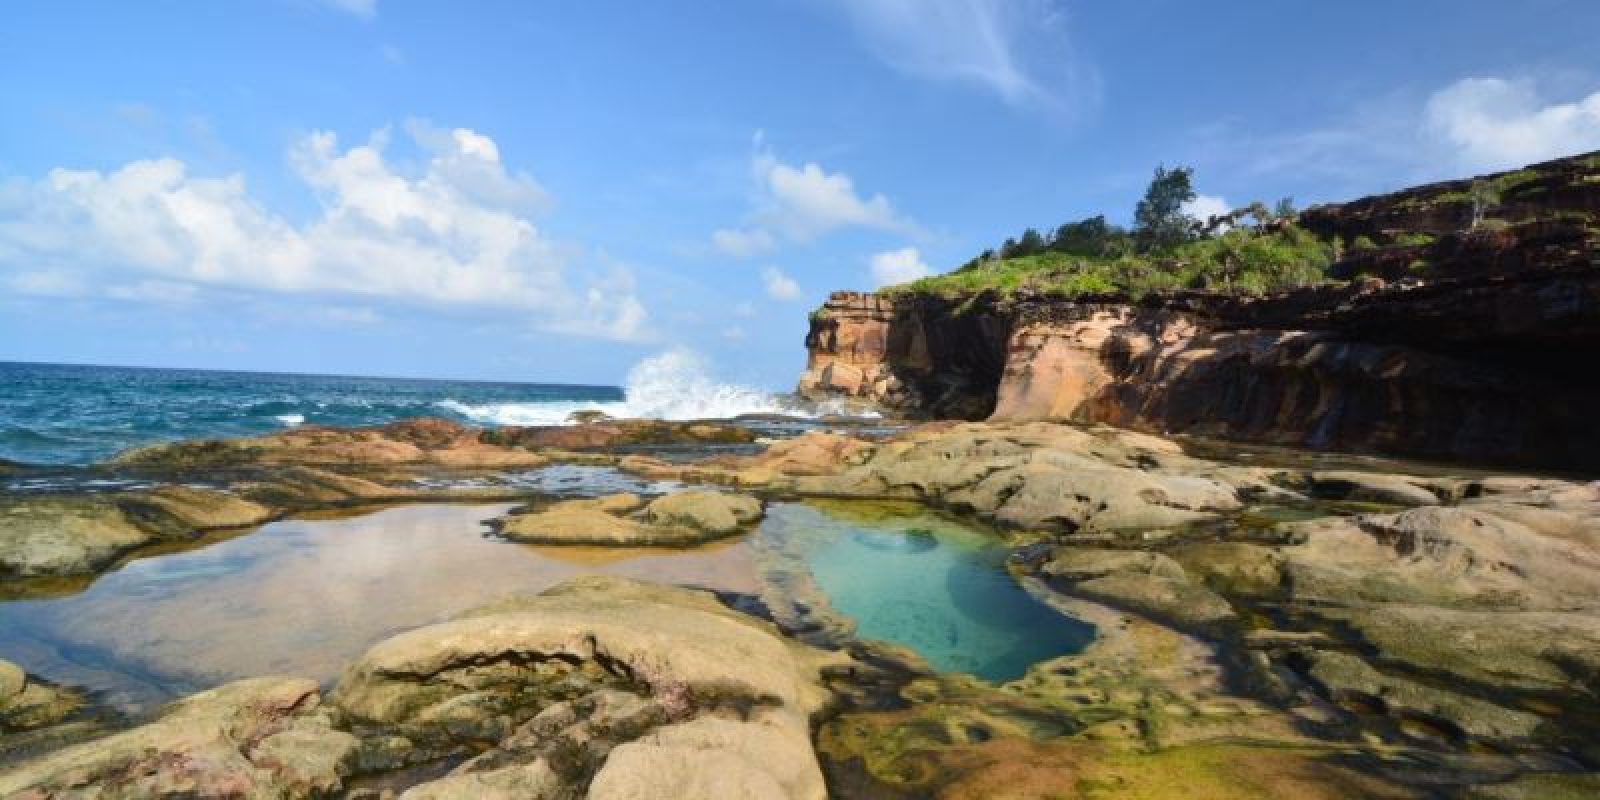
[437,348,798,426]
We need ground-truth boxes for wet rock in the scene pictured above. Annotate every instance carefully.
[115,417,548,469]
[335,576,838,799]
[1309,471,1444,506]
[773,422,1244,533]
[0,661,82,733]
[482,419,756,451]
[643,491,763,537]
[495,491,763,547]
[1303,650,1544,740]
[1282,504,1600,609]
[0,677,358,798]
[0,659,23,704]
[1040,548,1237,637]
[0,487,271,579]
[1167,542,1286,597]
[1338,605,1600,696]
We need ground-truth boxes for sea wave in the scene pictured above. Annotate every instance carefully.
[436,348,798,426]
[275,413,306,427]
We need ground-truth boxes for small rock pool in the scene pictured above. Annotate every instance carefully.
[753,501,1095,682]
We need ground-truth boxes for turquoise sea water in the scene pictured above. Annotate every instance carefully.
[762,503,1095,681]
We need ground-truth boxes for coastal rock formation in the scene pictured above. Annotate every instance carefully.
[800,153,1600,470]
[333,576,838,799]
[0,677,359,798]
[0,660,81,734]
[494,490,764,546]
[114,417,551,469]
[0,487,273,582]
[0,577,841,798]
[771,422,1247,533]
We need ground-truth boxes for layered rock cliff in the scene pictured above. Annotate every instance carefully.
[800,152,1600,470]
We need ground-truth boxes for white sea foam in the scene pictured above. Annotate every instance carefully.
[436,348,799,426]
[275,413,306,427]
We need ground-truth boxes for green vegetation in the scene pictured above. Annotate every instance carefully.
[889,166,1337,300]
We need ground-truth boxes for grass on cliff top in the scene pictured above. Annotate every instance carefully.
[885,224,1339,300]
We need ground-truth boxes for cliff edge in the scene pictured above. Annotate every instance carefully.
[800,152,1600,470]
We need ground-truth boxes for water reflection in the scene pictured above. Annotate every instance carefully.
[0,503,759,714]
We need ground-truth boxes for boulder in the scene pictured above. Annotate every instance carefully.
[1041,548,1237,636]
[644,491,763,536]
[495,491,763,547]
[1309,471,1442,507]
[0,677,358,798]
[335,576,836,799]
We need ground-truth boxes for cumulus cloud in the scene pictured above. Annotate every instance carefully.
[869,246,930,287]
[713,138,916,257]
[824,0,1098,111]
[1424,78,1600,172]
[1183,194,1232,224]
[0,123,650,342]
[762,266,802,301]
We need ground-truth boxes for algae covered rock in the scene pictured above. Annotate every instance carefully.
[495,490,764,546]
[0,677,358,798]
[335,576,835,799]
[643,491,763,536]
[0,487,272,580]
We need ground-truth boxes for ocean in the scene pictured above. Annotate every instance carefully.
[0,350,797,466]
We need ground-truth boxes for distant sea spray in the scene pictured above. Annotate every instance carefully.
[436,348,797,426]
[0,350,807,466]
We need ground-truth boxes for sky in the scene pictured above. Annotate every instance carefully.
[3,0,1599,389]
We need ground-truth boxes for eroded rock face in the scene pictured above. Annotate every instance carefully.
[333,576,837,799]
[798,209,1600,472]
[0,677,358,798]
[494,491,764,546]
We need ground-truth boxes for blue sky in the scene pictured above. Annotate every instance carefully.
[3,0,1599,388]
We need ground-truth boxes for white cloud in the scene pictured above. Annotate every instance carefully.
[762,266,802,301]
[714,140,916,257]
[1424,78,1600,172]
[0,123,650,342]
[732,301,757,318]
[1183,194,1231,224]
[720,325,747,341]
[825,0,1097,110]
[868,246,930,287]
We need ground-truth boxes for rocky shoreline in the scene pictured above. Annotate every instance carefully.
[0,413,1596,797]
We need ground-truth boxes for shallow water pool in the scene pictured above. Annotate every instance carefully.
[0,503,760,714]
[757,502,1094,682]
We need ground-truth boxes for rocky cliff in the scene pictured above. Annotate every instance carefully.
[800,152,1600,471]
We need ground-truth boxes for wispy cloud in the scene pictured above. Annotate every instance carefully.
[0,122,651,342]
[822,0,1098,113]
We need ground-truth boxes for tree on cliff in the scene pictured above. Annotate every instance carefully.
[1133,165,1197,252]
